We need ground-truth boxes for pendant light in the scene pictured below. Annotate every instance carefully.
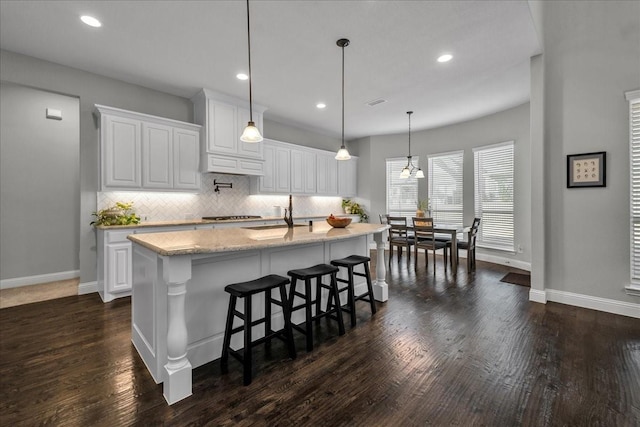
[400,111,424,179]
[240,0,263,143]
[335,38,351,160]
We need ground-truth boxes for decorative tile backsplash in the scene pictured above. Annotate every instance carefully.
[97,173,345,221]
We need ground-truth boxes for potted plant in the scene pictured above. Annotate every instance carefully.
[342,199,369,223]
[91,201,141,226]
[416,198,430,218]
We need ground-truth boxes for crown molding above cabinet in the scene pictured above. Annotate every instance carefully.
[191,88,268,176]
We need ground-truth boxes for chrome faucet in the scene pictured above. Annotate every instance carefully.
[283,194,294,228]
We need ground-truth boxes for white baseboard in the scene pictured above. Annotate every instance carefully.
[545,289,639,319]
[529,289,547,304]
[529,287,639,318]
[0,270,80,290]
[475,252,531,271]
[78,281,98,295]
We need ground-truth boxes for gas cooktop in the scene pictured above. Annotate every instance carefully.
[202,215,262,221]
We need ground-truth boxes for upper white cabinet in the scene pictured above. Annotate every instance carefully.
[96,105,201,192]
[191,88,267,175]
[103,114,142,188]
[316,152,338,196]
[338,156,357,197]
[251,139,355,196]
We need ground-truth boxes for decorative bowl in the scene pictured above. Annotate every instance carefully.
[326,217,352,228]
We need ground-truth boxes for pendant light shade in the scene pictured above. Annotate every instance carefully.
[399,111,424,179]
[240,121,262,143]
[335,38,351,160]
[240,0,263,143]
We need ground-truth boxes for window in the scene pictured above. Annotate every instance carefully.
[386,157,419,218]
[473,141,515,251]
[627,90,640,291]
[428,151,463,227]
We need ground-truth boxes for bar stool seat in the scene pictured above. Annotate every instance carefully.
[221,274,296,386]
[329,255,377,327]
[287,263,345,352]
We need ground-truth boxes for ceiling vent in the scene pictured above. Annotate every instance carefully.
[366,98,387,107]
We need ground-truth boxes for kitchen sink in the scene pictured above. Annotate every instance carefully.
[242,223,307,230]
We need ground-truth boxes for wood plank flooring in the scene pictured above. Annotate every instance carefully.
[1,253,638,426]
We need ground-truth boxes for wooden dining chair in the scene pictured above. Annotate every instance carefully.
[386,216,415,262]
[457,217,481,271]
[412,217,450,272]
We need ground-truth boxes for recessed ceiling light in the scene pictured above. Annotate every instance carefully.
[316,103,326,109]
[236,73,248,80]
[437,54,453,63]
[80,15,102,28]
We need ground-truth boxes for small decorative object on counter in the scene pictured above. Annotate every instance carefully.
[90,201,141,226]
[341,199,369,223]
[327,214,352,228]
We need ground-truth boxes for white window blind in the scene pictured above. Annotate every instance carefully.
[428,151,463,227]
[473,141,514,251]
[386,157,419,218]
[628,93,640,284]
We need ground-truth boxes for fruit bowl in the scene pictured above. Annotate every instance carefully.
[326,216,352,228]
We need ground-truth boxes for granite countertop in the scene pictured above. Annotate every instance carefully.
[127,222,387,256]
[94,214,357,230]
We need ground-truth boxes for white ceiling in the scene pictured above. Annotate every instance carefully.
[0,0,540,140]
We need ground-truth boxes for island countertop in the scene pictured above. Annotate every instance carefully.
[128,223,388,256]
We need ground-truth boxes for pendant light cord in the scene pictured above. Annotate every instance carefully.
[246,0,254,123]
[341,43,345,148]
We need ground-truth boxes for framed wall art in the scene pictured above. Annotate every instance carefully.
[567,151,606,188]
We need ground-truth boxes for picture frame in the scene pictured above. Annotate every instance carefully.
[567,151,606,188]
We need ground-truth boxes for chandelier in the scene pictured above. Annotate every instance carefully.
[400,111,424,178]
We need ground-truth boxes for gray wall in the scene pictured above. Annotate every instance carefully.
[0,82,79,280]
[540,0,640,303]
[352,103,532,266]
[264,118,342,152]
[0,49,193,285]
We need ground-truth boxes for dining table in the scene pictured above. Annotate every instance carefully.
[432,224,469,271]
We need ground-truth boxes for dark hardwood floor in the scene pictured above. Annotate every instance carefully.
[1,253,639,426]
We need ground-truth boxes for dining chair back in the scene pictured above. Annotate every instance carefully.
[458,217,481,271]
[386,216,415,263]
[412,217,450,272]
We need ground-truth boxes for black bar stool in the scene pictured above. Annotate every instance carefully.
[329,255,377,327]
[287,264,345,352]
[221,274,296,386]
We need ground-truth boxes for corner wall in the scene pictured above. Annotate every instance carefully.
[363,103,532,267]
[540,0,640,305]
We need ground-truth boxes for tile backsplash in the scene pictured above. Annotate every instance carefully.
[97,173,344,221]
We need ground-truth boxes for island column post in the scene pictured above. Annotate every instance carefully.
[162,255,193,404]
[373,229,389,301]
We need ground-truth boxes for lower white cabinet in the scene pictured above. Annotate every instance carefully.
[97,224,214,302]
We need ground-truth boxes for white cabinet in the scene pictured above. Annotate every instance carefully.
[291,149,317,194]
[173,128,201,189]
[103,115,142,188]
[142,122,173,188]
[338,157,357,197]
[250,139,354,196]
[192,89,267,175]
[317,152,338,195]
[97,223,215,302]
[96,105,201,192]
[106,242,132,294]
[255,140,291,193]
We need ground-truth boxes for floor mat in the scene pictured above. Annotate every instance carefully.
[500,272,531,287]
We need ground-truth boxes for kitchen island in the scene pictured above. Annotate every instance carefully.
[128,222,388,404]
